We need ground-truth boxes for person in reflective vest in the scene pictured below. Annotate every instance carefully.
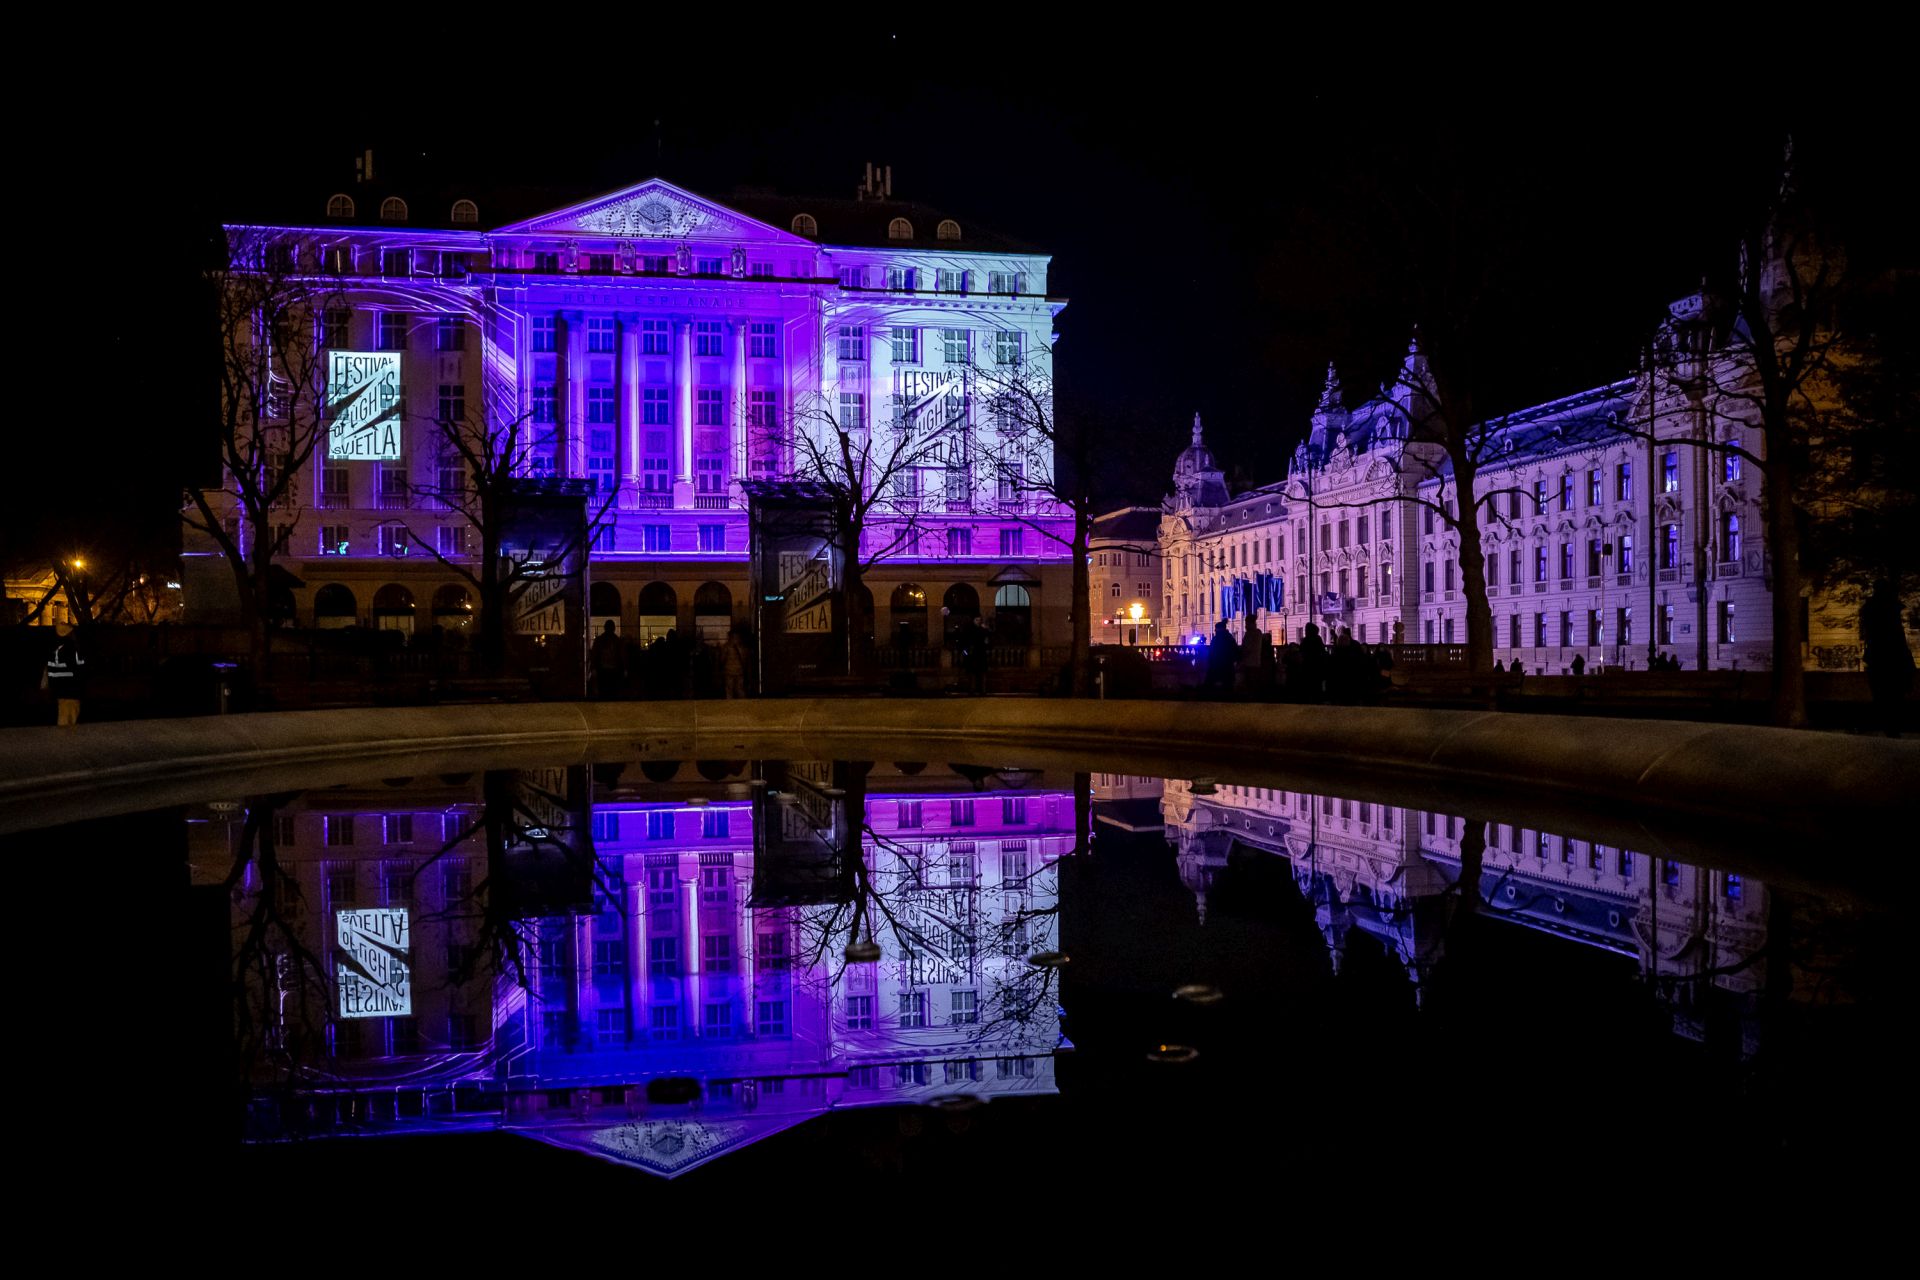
[44,629,87,726]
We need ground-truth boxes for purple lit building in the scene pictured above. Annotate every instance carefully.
[192,168,1072,654]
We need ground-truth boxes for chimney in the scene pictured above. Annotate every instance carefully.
[354,149,375,184]
[883,165,892,198]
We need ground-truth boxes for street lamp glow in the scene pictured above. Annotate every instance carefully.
[1128,602,1145,623]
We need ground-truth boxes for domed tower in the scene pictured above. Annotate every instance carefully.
[1171,413,1229,510]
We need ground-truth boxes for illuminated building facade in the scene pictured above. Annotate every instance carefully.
[195,172,1072,653]
[1160,305,1885,671]
[194,760,1069,1177]
[1088,506,1164,645]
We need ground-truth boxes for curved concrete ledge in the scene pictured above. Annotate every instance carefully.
[3,699,1913,843]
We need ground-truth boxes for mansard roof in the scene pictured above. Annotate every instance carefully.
[722,192,1045,255]
[1091,506,1163,544]
[1432,379,1639,479]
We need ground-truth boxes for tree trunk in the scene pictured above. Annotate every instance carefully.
[1068,504,1093,696]
[477,540,508,678]
[1763,416,1808,727]
[1451,453,1496,675]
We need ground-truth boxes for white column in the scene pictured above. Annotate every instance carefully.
[731,319,748,492]
[621,325,642,495]
[676,320,694,485]
[562,313,587,479]
[682,869,701,1036]
[627,880,646,1039]
[735,868,754,1028]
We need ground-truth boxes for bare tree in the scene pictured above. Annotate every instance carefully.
[400,349,616,677]
[970,350,1100,693]
[755,392,948,676]
[184,228,340,671]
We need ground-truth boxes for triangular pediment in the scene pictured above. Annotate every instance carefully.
[494,178,803,243]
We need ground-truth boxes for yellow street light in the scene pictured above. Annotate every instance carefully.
[1128,602,1145,623]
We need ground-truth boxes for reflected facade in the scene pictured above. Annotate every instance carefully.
[190,761,1070,1177]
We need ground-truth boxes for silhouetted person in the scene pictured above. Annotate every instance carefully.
[961,617,991,694]
[1298,622,1327,701]
[1203,621,1239,695]
[44,627,86,726]
[1493,659,1506,673]
[1862,579,1914,737]
[1571,653,1586,676]
[1510,658,1525,678]
[591,620,625,698]
[721,626,749,699]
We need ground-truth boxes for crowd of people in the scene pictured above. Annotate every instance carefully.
[591,621,755,700]
[1199,618,1392,704]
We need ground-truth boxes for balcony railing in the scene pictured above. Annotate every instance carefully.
[632,492,673,509]
[377,494,411,511]
[694,495,734,510]
[318,493,349,510]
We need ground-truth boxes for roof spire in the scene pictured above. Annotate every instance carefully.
[1317,362,1342,412]
[1192,412,1205,446]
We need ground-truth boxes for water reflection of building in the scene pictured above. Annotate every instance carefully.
[194,760,1070,1176]
[1157,779,1769,1037]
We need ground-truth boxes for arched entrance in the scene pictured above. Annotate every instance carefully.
[849,584,875,645]
[313,583,358,629]
[590,581,622,636]
[637,582,677,645]
[431,584,473,631]
[693,581,732,645]
[372,583,416,634]
[994,584,1032,645]
[890,582,928,646]
[943,583,980,645]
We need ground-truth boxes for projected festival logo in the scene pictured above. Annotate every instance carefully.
[327,350,403,461]
[335,907,411,1018]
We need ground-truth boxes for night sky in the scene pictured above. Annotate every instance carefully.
[18,36,1904,560]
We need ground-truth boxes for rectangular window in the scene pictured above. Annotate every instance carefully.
[1663,523,1680,570]
[436,525,468,558]
[950,990,979,1025]
[748,321,777,358]
[1619,533,1635,574]
[377,312,406,351]
[1588,469,1602,506]
[1725,453,1742,482]
[846,995,873,1030]
[890,326,919,363]
[587,386,617,425]
[533,251,560,273]
[587,317,615,353]
[695,321,723,357]
[1560,473,1574,511]
[940,329,969,365]
[1588,609,1602,646]
[837,391,866,431]
[1663,451,1680,493]
[1559,541,1574,581]
[436,383,465,425]
[1509,614,1522,648]
[703,934,733,972]
[1721,512,1742,562]
[994,331,1023,366]
[322,308,351,349]
[898,992,926,1028]
[887,266,915,291]
[696,456,724,493]
[1000,527,1024,556]
[696,388,724,427]
[950,798,975,826]
[532,315,557,353]
[1587,538,1603,577]
[936,268,965,293]
[946,527,972,556]
[897,800,924,829]
[1535,612,1547,647]
[756,1000,787,1036]
[1617,461,1633,501]
[380,247,411,277]
[643,525,671,552]
[641,319,670,355]
[1534,479,1548,514]
[1719,600,1737,643]
[1534,546,1548,583]
[838,265,865,288]
[319,524,349,555]
[642,387,671,426]
[837,325,865,361]
[696,257,726,275]
[1618,606,1633,647]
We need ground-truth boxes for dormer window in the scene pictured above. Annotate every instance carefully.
[451,199,479,223]
[791,213,818,237]
[888,218,913,240]
[380,197,408,222]
[326,194,355,219]
[937,219,961,241]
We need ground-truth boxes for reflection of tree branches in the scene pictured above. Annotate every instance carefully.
[228,797,332,1091]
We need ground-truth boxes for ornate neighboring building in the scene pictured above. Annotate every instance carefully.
[1159,301,1876,671]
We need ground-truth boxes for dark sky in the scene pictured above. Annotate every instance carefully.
[19,34,1905,557]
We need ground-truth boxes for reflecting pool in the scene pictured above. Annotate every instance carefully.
[26,755,1899,1205]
